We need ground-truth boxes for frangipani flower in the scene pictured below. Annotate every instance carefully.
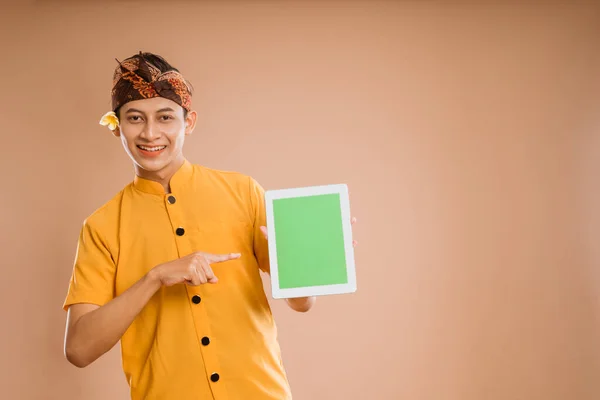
[99,111,119,131]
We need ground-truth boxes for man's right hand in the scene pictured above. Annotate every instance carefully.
[149,251,241,287]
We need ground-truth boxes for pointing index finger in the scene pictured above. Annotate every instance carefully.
[206,252,241,263]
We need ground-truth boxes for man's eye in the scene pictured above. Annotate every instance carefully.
[160,115,173,121]
[129,116,142,122]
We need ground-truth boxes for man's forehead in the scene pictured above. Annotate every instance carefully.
[121,97,183,113]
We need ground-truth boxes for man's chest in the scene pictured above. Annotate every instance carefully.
[113,193,255,294]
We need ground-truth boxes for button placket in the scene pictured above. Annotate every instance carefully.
[164,192,227,398]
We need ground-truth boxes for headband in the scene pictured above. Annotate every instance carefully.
[111,54,192,112]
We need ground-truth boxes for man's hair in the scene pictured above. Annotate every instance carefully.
[114,52,193,118]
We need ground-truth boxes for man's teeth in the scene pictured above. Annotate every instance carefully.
[139,145,166,152]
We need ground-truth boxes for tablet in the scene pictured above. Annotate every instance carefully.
[264,183,357,299]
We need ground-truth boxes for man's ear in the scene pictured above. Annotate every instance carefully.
[185,110,198,136]
[111,128,121,137]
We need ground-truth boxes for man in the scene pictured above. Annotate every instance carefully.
[62,52,356,400]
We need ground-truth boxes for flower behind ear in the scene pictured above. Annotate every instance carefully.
[99,111,119,131]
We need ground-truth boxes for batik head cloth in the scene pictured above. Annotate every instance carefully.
[111,53,192,112]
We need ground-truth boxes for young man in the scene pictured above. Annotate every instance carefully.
[62,52,356,400]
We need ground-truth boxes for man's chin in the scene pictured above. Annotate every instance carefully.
[133,157,169,173]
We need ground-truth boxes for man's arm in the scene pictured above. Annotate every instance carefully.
[64,272,161,368]
[64,251,240,368]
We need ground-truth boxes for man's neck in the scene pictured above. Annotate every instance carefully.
[135,157,186,194]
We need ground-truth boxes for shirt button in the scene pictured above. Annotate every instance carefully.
[201,337,210,346]
[210,373,220,382]
[192,295,201,304]
[176,227,185,236]
[167,195,176,204]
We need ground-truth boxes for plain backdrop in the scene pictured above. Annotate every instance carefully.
[1,1,600,399]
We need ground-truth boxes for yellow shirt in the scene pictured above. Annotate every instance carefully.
[63,160,292,400]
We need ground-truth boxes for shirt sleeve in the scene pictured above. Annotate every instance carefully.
[63,216,117,311]
[248,176,270,274]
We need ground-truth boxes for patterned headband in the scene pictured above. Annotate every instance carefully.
[111,54,192,112]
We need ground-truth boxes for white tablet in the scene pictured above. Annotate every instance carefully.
[264,183,357,299]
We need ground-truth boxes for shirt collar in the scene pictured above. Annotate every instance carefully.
[133,159,194,195]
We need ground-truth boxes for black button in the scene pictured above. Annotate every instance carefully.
[201,337,210,346]
[176,227,185,236]
[167,195,176,204]
[192,295,201,304]
[210,373,220,382]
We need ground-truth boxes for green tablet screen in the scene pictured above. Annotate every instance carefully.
[272,193,349,289]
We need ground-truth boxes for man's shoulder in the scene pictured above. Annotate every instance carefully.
[80,186,130,231]
[191,164,266,206]
[194,163,251,181]
[193,164,261,189]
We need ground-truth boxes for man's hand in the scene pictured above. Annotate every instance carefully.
[149,251,241,287]
[259,216,358,312]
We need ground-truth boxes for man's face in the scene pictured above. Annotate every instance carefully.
[116,97,196,174]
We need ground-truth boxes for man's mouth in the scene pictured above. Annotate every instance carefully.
[137,145,167,152]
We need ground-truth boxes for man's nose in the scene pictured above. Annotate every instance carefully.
[140,119,160,141]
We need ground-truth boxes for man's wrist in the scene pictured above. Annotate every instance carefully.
[145,267,163,292]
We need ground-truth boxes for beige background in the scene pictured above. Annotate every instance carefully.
[1,1,600,399]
